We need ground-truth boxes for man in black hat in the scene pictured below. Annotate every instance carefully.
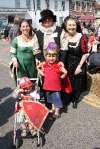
[36,9,62,60]
[35,9,62,107]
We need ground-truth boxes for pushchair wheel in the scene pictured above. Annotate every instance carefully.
[36,133,42,147]
[36,138,41,147]
[13,137,20,149]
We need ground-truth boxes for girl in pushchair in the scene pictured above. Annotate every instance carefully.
[13,77,40,137]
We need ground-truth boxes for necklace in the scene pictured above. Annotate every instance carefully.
[21,35,30,42]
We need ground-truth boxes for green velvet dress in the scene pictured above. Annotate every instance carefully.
[10,35,39,78]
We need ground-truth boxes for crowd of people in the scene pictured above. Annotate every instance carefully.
[8,9,100,136]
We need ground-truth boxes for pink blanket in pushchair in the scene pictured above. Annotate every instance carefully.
[22,101,49,130]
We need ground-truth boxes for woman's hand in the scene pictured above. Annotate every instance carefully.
[59,62,68,78]
[74,65,82,75]
[12,58,19,68]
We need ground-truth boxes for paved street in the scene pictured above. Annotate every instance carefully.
[0,40,100,149]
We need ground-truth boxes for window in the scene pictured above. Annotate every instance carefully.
[61,1,65,11]
[54,0,58,11]
[76,1,80,11]
[26,0,31,9]
[59,17,63,25]
[87,2,90,11]
[82,1,87,11]
[82,2,84,10]
[15,0,20,8]
[37,0,41,10]
[72,2,75,10]
[45,0,49,9]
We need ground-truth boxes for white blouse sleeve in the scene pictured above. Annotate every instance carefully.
[32,34,41,55]
[60,30,68,51]
[32,34,39,51]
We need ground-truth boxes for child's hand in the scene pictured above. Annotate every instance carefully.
[61,73,67,79]
[12,88,20,98]
[19,89,24,93]
[12,87,25,98]
[58,61,64,67]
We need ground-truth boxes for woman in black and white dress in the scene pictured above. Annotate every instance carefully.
[60,16,88,108]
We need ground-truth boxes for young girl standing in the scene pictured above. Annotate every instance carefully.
[38,42,67,118]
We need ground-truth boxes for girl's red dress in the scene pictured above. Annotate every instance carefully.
[43,62,62,91]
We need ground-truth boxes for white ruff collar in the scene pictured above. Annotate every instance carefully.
[40,25,56,35]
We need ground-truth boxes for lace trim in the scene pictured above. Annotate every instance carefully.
[40,24,56,35]
[17,36,34,47]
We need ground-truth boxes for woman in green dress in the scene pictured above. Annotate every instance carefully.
[10,19,40,79]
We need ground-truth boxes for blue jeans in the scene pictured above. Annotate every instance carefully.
[46,91,63,108]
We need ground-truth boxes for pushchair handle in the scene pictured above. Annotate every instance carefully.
[17,78,38,81]
[17,78,39,87]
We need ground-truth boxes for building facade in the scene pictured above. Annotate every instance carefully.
[94,2,100,25]
[0,0,69,28]
[26,0,70,27]
[69,0,96,16]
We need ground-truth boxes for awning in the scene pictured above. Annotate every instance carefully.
[79,15,96,22]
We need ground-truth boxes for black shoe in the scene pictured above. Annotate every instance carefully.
[52,114,61,119]
[72,102,77,109]
[62,106,68,113]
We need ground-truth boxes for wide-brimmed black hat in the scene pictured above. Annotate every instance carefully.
[39,9,56,22]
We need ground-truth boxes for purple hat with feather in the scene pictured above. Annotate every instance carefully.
[46,42,58,51]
